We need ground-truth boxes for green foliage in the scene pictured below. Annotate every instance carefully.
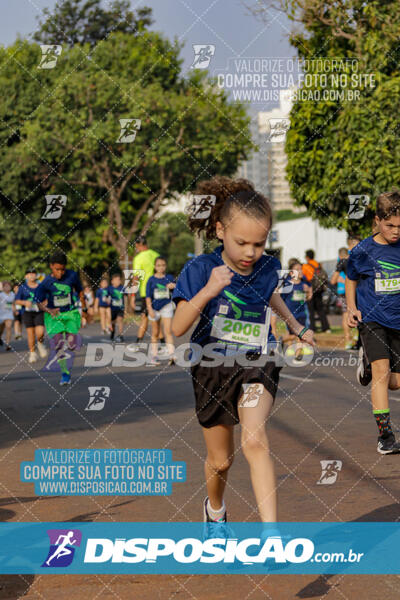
[33,0,153,47]
[281,0,400,236]
[0,29,253,281]
[146,213,194,276]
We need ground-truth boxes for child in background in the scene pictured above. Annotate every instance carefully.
[346,190,400,454]
[94,277,111,335]
[35,251,88,385]
[15,267,47,363]
[146,256,176,366]
[108,273,125,342]
[331,247,352,349]
[13,284,22,340]
[0,281,15,351]
[280,258,312,360]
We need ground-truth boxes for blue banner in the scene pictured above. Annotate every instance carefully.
[0,522,398,574]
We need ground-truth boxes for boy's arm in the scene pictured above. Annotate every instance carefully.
[345,278,362,327]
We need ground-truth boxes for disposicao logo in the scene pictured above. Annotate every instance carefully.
[42,529,82,567]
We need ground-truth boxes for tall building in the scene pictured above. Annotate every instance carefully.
[237,90,298,212]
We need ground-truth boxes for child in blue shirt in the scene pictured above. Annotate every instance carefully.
[346,190,400,454]
[146,257,176,366]
[172,176,314,536]
[108,273,125,342]
[280,258,312,361]
[94,277,111,335]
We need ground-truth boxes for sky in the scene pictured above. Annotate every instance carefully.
[0,0,297,110]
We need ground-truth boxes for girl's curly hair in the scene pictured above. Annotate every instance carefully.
[187,176,272,240]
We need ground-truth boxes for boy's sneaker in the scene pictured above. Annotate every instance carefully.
[115,335,124,343]
[168,357,176,366]
[377,434,400,455]
[15,334,22,340]
[203,497,233,541]
[5,345,11,352]
[356,346,372,386]
[37,341,48,358]
[28,351,38,363]
[60,372,71,386]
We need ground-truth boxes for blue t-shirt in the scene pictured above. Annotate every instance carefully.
[146,275,175,311]
[35,269,82,313]
[15,282,41,313]
[96,287,111,308]
[347,234,400,329]
[172,246,281,351]
[280,278,309,320]
[108,285,125,310]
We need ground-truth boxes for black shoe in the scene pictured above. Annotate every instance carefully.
[377,434,400,455]
[115,335,124,343]
[110,328,115,340]
[357,346,372,386]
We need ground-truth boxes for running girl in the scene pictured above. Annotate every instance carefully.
[35,251,88,385]
[94,277,111,335]
[346,190,400,454]
[15,267,47,363]
[146,256,176,366]
[0,282,15,351]
[172,177,314,534]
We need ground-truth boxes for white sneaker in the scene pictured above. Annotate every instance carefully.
[29,351,38,363]
[37,341,48,358]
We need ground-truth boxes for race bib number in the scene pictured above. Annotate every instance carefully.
[26,303,39,312]
[53,294,71,307]
[154,288,170,300]
[375,278,400,294]
[210,299,271,353]
[292,290,306,302]
[111,298,123,307]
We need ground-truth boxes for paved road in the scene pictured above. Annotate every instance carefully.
[0,321,399,599]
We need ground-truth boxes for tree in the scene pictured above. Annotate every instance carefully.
[33,0,153,47]
[146,213,194,275]
[248,1,400,236]
[0,33,253,279]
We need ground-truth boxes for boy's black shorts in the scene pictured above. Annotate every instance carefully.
[111,309,124,321]
[22,311,44,328]
[359,321,400,372]
[191,356,282,428]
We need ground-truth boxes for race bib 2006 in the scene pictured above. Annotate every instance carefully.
[210,299,271,353]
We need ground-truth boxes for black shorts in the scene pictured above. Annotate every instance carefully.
[22,311,44,328]
[111,308,124,321]
[359,321,400,372]
[14,313,22,323]
[191,357,282,428]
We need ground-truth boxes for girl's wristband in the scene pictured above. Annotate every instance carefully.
[298,327,308,339]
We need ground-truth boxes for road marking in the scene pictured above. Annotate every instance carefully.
[280,373,313,382]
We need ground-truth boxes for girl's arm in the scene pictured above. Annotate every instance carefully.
[172,265,233,337]
[146,297,155,319]
[345,278,361,327]
[269,290,315,345]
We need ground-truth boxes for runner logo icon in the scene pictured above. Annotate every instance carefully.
[42,529,82,567]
